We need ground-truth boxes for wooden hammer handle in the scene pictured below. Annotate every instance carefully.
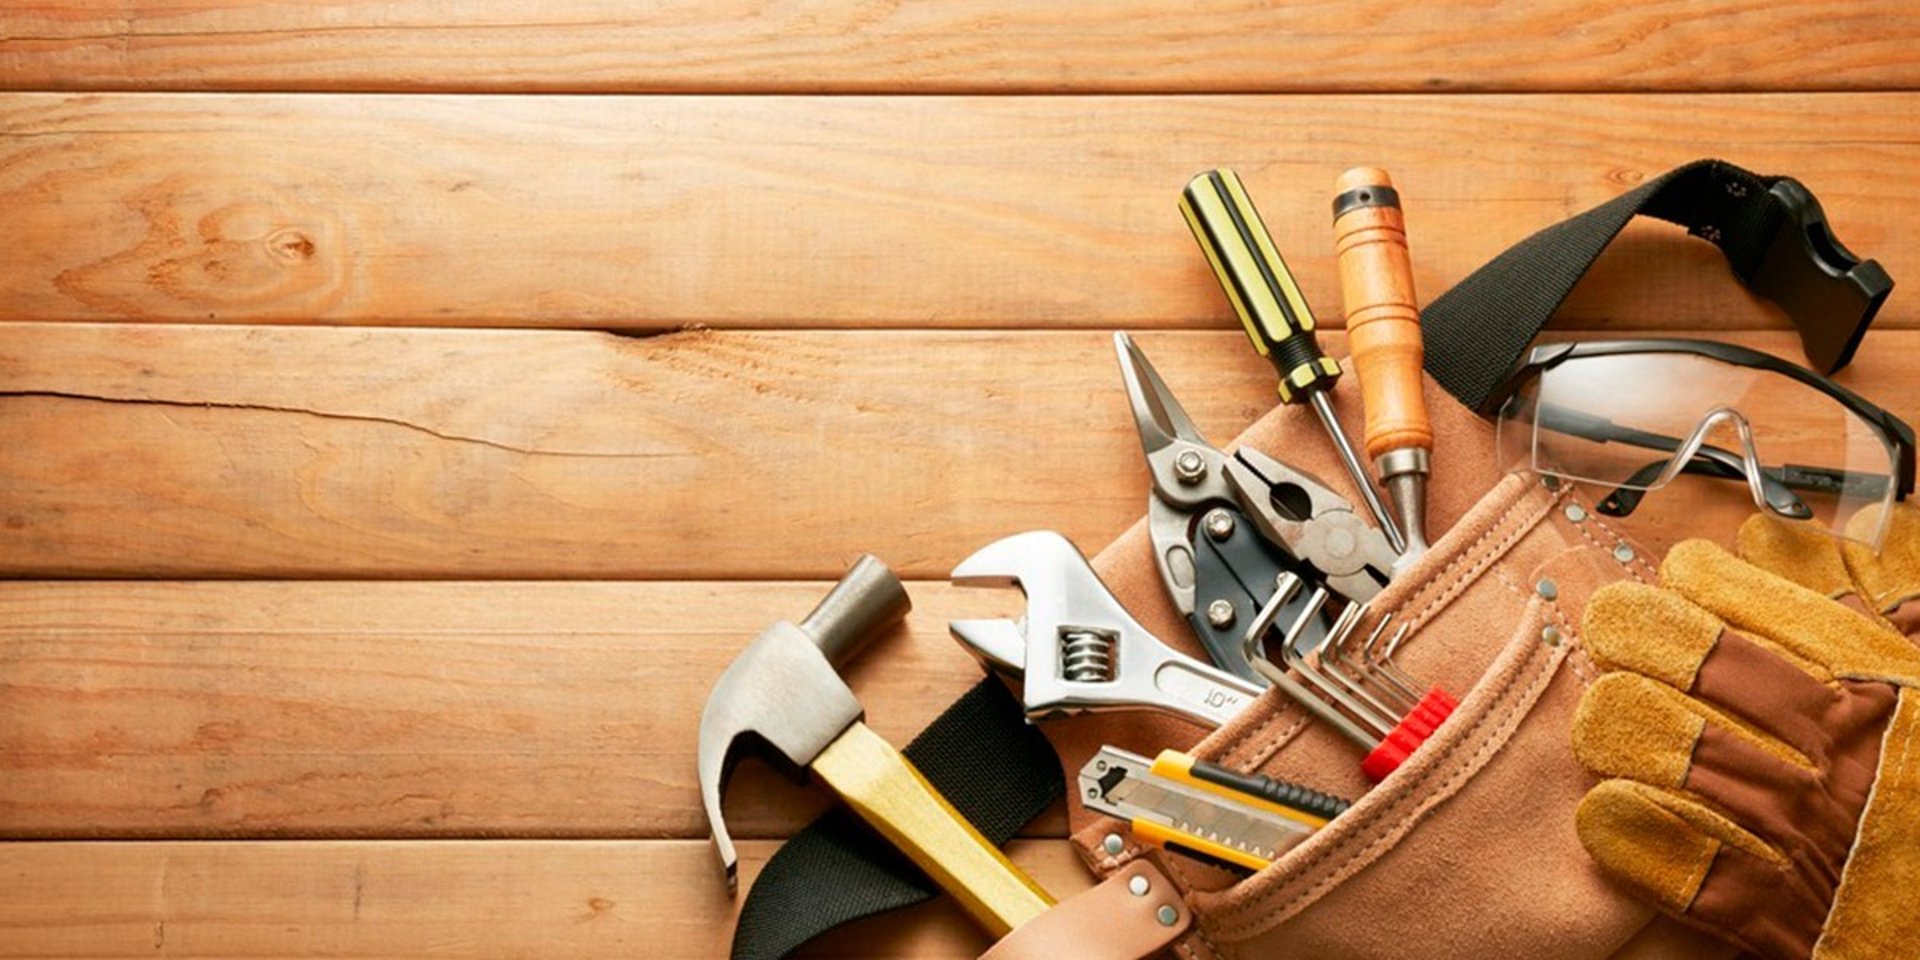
[1332,167,1433,462]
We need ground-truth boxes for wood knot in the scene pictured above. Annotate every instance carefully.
[268,230,317,263]
[52,173,350,319]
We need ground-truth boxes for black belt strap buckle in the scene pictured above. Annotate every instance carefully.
[1744,177,1892,375]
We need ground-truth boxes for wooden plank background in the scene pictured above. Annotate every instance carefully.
[3,3,1917,957]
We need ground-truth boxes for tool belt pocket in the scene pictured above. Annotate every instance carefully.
[1122,472,1663,959]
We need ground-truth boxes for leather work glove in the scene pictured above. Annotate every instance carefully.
[1569,539,1920,960]
[1736,503,1920,638]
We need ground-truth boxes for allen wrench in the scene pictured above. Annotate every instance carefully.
[1240,573,1458,781]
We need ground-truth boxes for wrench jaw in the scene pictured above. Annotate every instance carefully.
[948,619,1029,677]
[949,530,1263,729]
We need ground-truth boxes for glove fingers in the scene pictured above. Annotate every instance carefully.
[1571,673,1850,888]
[1584,582,1839,761]
[1660,539,1920,683]
[1842,502,1920,638]
[1577,781,1825,960]
[1738,512,1858,604]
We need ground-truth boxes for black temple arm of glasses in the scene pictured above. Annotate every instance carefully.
[1598,453,1815,519]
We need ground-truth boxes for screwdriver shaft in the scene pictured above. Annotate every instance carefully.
[1310,392,1407,554]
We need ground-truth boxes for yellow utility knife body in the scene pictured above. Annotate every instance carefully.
[1080,745,1348,871]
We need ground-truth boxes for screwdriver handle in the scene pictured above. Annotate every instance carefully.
[1331,168,1433,463]
[1180,169,1341,405]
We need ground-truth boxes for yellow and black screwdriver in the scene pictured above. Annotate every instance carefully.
[1179,169,1408,555]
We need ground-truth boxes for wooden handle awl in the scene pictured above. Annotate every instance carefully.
[1332,167,1432,463]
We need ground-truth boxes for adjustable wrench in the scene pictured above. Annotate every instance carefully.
[949,530,1263,729]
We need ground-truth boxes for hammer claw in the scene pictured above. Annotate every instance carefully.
[696,556,911,892]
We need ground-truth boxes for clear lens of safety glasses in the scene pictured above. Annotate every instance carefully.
[1494,347,1908,549]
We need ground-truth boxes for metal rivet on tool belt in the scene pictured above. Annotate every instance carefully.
[1564,504,1587,523]
[1203,509,1236,541]
[1157,905,1179,926]
[1542,625,1562,647]
[1536,578,1559,601]
[1175,450,1207,484]
[1613,544,1636,564]
[1104,833,1125,855]
[1129,875,1151,897]
[1206,599,1237,630]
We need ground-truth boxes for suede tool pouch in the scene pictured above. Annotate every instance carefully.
[1058,370,1737,960]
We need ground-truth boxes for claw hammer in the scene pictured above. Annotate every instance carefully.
[697,556,1054,937]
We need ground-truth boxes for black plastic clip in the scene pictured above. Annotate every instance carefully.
[1746,178,1892,375]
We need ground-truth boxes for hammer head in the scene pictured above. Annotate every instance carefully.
[697,555,911,890]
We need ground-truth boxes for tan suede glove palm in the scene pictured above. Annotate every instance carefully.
[1570,539,1920,960]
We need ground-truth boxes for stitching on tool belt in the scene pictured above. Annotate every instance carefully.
[1220,639,1559,938]
[1396,483,1562,637]
[1175,918,1226,960]
[1192,921,1226,960]
[1566,494,1658,585]
[1493,549,1599,686]
[1227,701,1315,772]
[1560,608,1598,686]
[1210,614,1564,939]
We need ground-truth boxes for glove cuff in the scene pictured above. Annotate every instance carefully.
[1814,691,1920,959]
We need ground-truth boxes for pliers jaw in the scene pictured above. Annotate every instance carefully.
[1227,449,1395,602]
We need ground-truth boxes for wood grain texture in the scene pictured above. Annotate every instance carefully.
[0,324,1275,579]
[2,324,1903,579]
[4,1,1918,94]
[0,579,1040,840]
[2,93,1915,329]
[0,839,1093,958]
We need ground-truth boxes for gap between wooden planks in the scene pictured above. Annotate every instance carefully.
[2,1,1916,94]
[0,838,1094,959]
[0,579,1043,840]
[0,325,1905,580]
[1,93,1915,328]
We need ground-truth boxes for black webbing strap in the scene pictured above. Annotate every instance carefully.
[732,158,1888,958]
[1423,158,1887,412]
[730,677,1063,960]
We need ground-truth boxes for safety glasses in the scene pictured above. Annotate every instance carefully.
[1486,340,1915,550]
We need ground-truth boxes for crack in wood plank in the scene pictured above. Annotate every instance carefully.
[0,390,689,460]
